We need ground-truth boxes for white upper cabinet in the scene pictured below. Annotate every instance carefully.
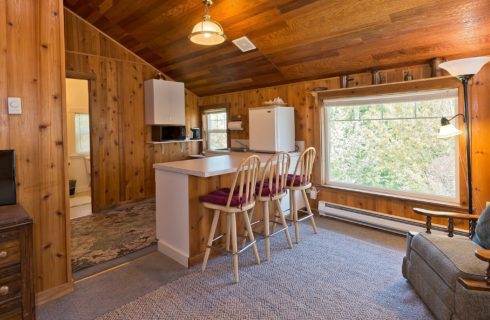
[144,79,185,125]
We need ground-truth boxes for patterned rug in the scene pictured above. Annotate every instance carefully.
[96,224,433,320]
[71,199,156,272]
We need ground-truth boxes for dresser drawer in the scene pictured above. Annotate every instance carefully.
[0,271,21,304]
[0,298,22,320]
[0,239,20,269]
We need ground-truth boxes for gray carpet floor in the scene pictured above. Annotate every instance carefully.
[38,217,432,320]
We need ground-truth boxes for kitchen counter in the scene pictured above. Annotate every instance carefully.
[153,152,283,177]
[153,151,303,267]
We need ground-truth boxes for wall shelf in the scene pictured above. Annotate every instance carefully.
[146,139,203,145]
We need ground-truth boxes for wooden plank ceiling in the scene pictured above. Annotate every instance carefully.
[64,0,490,96]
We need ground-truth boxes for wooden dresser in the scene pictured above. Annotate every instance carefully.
[0,206,34,320]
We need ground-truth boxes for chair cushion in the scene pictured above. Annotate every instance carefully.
[474,206,490,249]
[411,233,487,290]
[256,181,285,197]
[199,188,243,207]
[286,174,307,187]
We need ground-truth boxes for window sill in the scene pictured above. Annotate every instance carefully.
[318,184,467,211]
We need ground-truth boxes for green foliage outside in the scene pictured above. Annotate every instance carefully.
[326,98,458,199]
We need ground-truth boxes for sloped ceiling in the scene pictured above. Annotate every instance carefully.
[64,0,490,96]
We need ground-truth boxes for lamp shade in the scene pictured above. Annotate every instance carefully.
[438,123,462,139]
[439,56,490,76]
[189,16,226,46]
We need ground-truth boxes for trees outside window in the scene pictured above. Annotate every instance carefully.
[323,89,459,202]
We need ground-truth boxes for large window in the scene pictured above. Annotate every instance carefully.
[322,89,459,202]
[203,109,228,150]
[75,112,90,154]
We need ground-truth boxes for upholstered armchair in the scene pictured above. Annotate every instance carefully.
[402,208,490,320]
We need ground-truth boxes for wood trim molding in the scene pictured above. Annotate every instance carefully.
[58,5,74,288]
[35,281,74,305]
[317,184,467,211]
[66,70,96,80]
[313,76,461,100]
[199,103,232,150]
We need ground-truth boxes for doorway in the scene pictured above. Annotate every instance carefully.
[65,78,92,219]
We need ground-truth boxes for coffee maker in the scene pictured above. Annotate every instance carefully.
[190,128,201,140]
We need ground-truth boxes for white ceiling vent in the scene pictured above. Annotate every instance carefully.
[232,36,256,52]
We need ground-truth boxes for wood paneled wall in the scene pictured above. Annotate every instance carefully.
[0,0,71,296]
[64,10,199,212]
[200,64,490,229]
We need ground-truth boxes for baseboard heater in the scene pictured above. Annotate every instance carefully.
[317,201,467,237]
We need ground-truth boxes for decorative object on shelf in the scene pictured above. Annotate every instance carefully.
[263,97,287,106]
[153,71,166,80]
[403,71,413,81]
[372,70,382,85]
[435,56,490,223]
[430,57,446,77]
[340,75,354,88]
[189,0,226,46]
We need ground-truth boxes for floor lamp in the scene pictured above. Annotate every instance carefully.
[438,56,490,219]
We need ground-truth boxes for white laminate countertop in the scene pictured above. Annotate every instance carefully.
[153,152,299,177]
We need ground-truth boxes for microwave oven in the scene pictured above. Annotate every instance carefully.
[152,125,187,141]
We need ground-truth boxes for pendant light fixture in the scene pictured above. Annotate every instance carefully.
[189,0,226,46]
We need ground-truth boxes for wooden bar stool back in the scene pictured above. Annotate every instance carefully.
[288,147,317,244]
[200,155,261,283]
[253,152,293,261]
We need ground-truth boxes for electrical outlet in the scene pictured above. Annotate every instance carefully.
[310,186,318,200]
[486,201,490,208]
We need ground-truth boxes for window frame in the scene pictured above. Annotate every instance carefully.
[320,87,462,204]
[199,104,231,151]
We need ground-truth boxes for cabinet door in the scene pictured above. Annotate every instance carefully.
[167,81,185,125]
[249,108,277,152]
[145,80,185,125]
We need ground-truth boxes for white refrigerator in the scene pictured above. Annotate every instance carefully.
[249,106,295,153]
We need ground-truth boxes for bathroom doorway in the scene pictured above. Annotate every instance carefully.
[65,78,93,219]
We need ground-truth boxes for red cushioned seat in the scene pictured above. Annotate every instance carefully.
[199,188,243,207]
[286,174,307,187]
[256,181,284,197]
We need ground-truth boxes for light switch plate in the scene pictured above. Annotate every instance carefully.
[7,97,22,114]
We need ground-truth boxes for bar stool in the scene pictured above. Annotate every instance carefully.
[199,155,261,283]
[252,152,293,261]
[287,147,318,244]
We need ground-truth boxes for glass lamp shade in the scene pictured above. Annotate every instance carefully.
[438,123,462,139]
[439,56,490,76]
[189,17,226,46]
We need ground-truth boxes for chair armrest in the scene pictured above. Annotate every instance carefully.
[475,249,490,287]
[413,208,479,238]
[413,208,479,220]
[458,249,490,291]
[475,249,490,262]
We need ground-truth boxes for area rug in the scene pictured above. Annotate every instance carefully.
[71,199,156,272]
[96,224,433,320]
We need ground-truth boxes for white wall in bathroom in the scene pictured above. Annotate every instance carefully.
[66,78,91,194]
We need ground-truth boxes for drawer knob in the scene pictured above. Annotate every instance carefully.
[0,285,9,296]
[0,251,7,258]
